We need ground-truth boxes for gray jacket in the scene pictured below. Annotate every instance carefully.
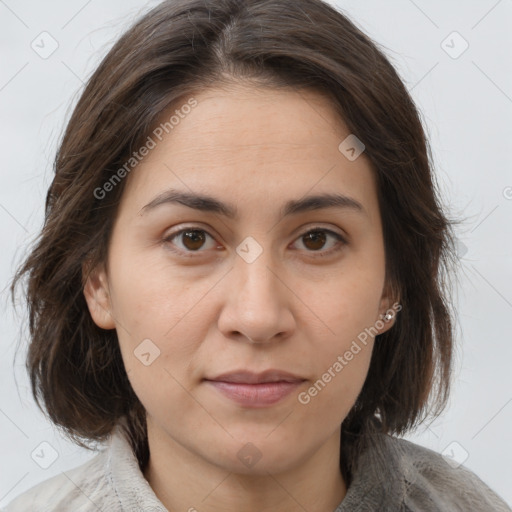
[4,423,510,511]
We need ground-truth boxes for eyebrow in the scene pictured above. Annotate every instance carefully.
[139,188,367,219]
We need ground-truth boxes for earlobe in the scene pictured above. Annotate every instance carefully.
[375,303,398,336]
[82,260,116,330]
[376,280,401,335]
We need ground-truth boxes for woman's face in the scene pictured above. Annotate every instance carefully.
[84,83,396,475]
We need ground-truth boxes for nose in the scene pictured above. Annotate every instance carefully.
[217,251,295,344]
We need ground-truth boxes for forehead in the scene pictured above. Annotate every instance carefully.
[155,84,349,157]
[120,83,379,221]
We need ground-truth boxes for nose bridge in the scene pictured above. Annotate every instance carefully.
[218,237,292,343]
[234,237,281,304]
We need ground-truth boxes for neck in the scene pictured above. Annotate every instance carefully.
[143,421,347,512]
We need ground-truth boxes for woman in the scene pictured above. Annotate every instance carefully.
[6,0,511,510]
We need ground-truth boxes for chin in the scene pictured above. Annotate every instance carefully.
[201,431,307,476]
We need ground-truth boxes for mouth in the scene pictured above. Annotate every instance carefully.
[205,369,305,384]
[203,370,306,407]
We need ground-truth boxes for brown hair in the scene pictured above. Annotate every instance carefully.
[10,0,460,485]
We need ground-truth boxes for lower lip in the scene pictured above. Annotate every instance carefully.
[205,380,304,407]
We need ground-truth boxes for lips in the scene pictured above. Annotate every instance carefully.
[204,370,306,407]
[205,369,305,384]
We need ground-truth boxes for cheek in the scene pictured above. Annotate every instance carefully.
[107,258,215,402]
[124,358,210,443]
[296,334,375,428]
[295,272,380,411]
[311,268,384,343]
[107,243,209,337]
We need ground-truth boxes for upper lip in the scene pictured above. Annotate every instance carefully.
[205,370,305,384]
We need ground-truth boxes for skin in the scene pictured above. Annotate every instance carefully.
[83,82,397,512]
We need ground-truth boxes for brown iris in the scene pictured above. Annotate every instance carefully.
[302,230,327,251]
[181,229,207,251]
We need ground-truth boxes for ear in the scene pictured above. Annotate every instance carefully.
[82,259,116,330]
[375,279,401,335]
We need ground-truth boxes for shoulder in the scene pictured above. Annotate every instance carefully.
[3,447,119,512]
[387,435,511,511]
[340,432,510,512]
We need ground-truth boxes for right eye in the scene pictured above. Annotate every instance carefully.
[162,227,221,257]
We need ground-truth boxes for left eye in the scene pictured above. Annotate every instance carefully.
[163,227,347,257]
[293,228,347,255]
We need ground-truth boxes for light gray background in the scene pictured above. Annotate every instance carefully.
[1,0,511,507]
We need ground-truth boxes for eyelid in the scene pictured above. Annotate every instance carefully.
[162,224,348,258]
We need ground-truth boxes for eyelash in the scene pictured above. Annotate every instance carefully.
[162,225,347,259]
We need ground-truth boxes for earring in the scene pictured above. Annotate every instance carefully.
[383,312,394,321]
